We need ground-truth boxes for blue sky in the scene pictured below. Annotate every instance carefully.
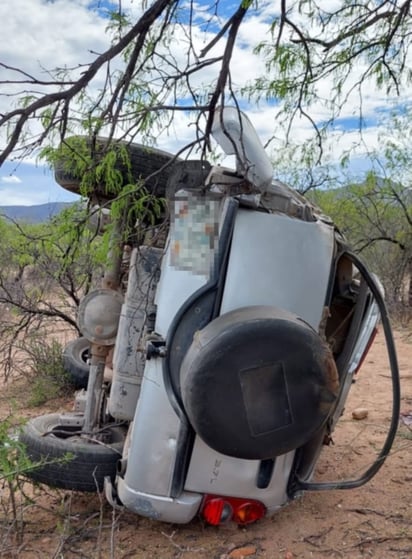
[0,161,80,206]
[0,0,408,205]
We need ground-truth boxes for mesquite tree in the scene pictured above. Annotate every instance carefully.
[1,1,412,173]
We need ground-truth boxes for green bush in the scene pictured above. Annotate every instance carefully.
[24,337,73,406]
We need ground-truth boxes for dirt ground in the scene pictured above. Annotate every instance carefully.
[1,327,411,559]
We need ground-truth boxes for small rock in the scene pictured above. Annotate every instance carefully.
[285,551,294,559]
[352,408,368,420]
[229,545,257,558]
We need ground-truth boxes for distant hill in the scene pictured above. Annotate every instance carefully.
[0,202,73,223]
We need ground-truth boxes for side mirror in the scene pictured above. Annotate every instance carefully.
[211,106,273,193]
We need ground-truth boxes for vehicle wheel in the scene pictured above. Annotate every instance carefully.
[19,414,126,492]
[54,137,179,201]
[62,337,90,389]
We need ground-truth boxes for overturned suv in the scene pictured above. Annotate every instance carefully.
[20,107,400,526]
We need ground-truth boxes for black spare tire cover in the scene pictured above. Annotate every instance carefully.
[180,306,339,460]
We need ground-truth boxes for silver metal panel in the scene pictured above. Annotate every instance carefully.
[184,436,295,509]
[117,477,202,523]
[154,239,207,337]
[184,209,333,509]
[331,296,380,430]
[108,247,161,420]
[220,209,335,329]
[122,358,181,497]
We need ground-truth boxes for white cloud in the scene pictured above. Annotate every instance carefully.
[1,1,411,203]
[0,161,79,206]
[0,0,109,72]
[1,175,22,184]
[0,187,50,206]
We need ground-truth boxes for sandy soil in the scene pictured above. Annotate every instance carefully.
[1,328,411,559]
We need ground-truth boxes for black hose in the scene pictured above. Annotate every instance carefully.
[297,250,400,491]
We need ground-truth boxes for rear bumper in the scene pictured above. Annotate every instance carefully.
[116,476,202,523]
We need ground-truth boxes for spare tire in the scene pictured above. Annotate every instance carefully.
[20,414,125,492]
[180,306,339,460]
[54,137,179,202]
[62,337,90,389]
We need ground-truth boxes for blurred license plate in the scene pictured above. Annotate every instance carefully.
[171,192,220,276]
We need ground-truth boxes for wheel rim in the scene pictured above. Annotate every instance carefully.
[80,347,90,364]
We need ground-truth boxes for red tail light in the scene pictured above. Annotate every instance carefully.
[201,495,266,526]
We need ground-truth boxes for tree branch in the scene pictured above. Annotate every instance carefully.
[0,0,177,165]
